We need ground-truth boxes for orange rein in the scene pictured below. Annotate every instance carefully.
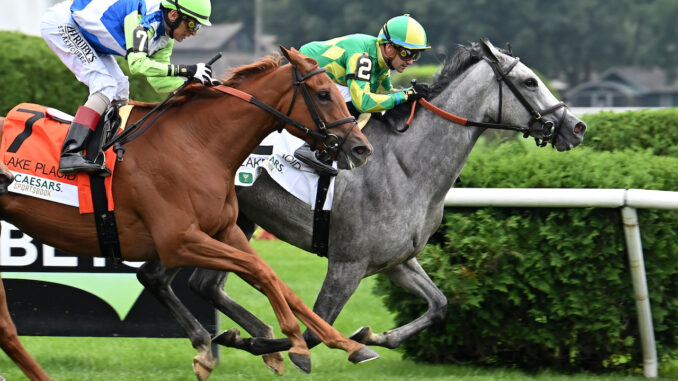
[406,98,469,127]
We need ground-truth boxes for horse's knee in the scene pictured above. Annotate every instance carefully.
[188,270,224,300]
[0,320,19,346]
[137,264,167,289]
[302,329,322,348]
[431,294,448,321]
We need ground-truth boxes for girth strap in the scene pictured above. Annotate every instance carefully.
[311,173,332,257]
[85,112,122,264]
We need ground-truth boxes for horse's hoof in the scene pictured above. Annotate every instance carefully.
[192,355,216,381]
[262,352,285,375]
[348,346,380,364]
[212,327,239,346]
[349,326,372,343]
[288,352,311,374]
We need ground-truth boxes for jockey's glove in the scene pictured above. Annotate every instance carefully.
[173,63,222,86]
[403,83,430,102]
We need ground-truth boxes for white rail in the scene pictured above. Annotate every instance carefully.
[444,188,664,378]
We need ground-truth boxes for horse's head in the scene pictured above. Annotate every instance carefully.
[465,39,586,151]
[280,46,373,169]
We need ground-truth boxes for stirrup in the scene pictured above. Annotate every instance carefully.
[59,155,110,177]
[294,145,338,176]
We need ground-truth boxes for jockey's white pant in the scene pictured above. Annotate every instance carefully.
[40,1,128,104]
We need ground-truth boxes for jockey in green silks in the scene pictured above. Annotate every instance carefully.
[293,14,431,175]
[40,0,218,176]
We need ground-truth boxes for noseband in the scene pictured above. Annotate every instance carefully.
[483,56,567,147]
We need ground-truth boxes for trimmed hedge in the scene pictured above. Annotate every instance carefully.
[376,141,678,372]
[580,108,678,156]
[0,31,161,115]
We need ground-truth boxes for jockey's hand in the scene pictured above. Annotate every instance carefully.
[403,83,430,102]
[403,88,424,102]
[179,63,222,86]
[413,82,431,98]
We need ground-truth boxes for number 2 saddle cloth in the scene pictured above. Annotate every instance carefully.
[0,103,131,214]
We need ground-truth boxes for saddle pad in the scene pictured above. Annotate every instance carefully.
[235,129,336,211]
[1,103,127,214]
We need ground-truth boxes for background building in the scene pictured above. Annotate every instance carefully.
[565,67,678,108]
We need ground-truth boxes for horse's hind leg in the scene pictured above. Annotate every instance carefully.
[351,257,447,348]
[136,260,216,381]
[0,274,52,380]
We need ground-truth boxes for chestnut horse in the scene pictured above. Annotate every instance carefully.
[0,47,375,380]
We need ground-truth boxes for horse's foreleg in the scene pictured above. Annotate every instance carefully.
[213,257,374,362]
[160,227,312,373]
[188,268,285,375]
[136,260,216,381]
[276,276,379,364]
[351,257,447,348]
[220,227,376,363]
[0,274,52,381]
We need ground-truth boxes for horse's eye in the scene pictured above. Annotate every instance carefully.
[524,78,538,88]
[317,91,331,101]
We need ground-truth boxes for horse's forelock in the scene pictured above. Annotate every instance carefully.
[222,54,283,87]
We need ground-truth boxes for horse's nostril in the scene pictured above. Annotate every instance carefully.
[354,146,366,155]
[574,122,586,134]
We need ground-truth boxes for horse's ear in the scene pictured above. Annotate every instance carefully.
[479,38,500,62]
[280,45,292,63]
[280,46,318,74]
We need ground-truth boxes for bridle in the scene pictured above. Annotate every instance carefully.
[105,60,356,160]
[214,65,357,158]
[482,55,567,147]
[406,47,568,148]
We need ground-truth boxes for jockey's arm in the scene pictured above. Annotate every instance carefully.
[123,12,184,94]
[346,53,407,113]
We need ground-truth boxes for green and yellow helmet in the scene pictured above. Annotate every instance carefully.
[378,14,430,50]
[161,0,212,26]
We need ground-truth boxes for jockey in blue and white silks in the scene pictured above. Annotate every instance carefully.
[40,0,218,175]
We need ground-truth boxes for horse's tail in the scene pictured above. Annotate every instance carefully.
[0,117,13,194]
[0,273,52,380]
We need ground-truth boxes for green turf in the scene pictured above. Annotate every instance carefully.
[1,240,676,380]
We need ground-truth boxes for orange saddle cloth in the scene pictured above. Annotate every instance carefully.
[1,103,119,214]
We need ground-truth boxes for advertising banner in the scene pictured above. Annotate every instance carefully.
[0,221,217,337]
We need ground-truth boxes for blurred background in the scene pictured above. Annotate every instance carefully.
[2,0,678,109]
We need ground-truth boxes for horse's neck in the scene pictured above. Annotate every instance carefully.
[189,93,279,173]
[363,68,491,201]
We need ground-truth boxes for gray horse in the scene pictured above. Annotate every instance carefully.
[137,39,586,374]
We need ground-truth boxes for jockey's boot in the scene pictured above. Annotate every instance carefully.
[293,143,338,176]
[59,105,109,176]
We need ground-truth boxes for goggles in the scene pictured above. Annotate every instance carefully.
[182,15,201,32]
[396,46,421,61]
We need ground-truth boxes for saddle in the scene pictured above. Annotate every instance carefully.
[1,103,133,213]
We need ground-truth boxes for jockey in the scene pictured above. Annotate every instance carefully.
[40,0,219,176]
[293,14,431,174]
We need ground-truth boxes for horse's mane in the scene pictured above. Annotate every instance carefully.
[382,42,498,122]
[221,53,283,87]
[429,42,486,98]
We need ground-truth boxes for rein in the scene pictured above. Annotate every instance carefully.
[405,53,568,147]
[104,57,356,160]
